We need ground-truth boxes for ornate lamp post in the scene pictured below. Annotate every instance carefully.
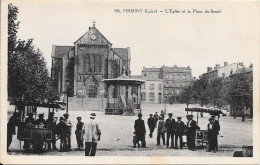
[66,79,70,114]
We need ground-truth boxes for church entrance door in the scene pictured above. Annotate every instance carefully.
[88,85,97,98]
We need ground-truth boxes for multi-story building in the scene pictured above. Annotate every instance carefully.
[202,62,244,82]
[51,22,131,98]
[139,65,193,103]
[132,74,163,104]
[161,65,193,102]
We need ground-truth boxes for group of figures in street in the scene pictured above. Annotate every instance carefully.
[134,111,220,153]
[7,112,101,156]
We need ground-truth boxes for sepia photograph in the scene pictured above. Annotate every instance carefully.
[0,0,259,164]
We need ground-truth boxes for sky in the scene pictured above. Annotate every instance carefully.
[8,1,259,78]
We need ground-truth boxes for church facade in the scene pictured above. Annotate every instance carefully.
[51,22,131,98]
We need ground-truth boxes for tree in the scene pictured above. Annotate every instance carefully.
[179,85,194,108]
[192,77,210,107]
[8,3,59,101]
[208,78,223,108]
[229,71,253,121]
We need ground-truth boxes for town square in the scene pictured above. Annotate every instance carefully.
[1,1,259,163]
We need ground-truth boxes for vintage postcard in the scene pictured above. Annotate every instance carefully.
[0,0,259,164]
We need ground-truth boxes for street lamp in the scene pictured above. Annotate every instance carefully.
[65,79,70,114]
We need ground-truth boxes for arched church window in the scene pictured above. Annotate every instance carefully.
[84,55,90,73]
[90,54,95,73]
[95,55,102,72]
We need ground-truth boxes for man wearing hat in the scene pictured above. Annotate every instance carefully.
[57,117,70,152]
[147,114,156,138]
[35,114,46,127]
[165,113,175,148]
[186,115,197,151]
[174,117,185,149]
[7,112,19,151]
[134,113,146,148]
[24,113,35,150]
[63,113,73,151]
[207,116,220,153]
[46,112,57,150]
[157,116,166,145]
[75,117,85,150]
[84,113,101,156]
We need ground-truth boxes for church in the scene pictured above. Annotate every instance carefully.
[51,21,131,98]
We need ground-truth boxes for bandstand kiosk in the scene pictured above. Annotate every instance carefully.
[103,73,145,115]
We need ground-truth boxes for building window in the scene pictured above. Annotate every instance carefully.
[150,84,154,90]
[177,75,180,79]
[84,55,90,73]
[144,73,146,77]
[95,55,102,72]
[177,82,180,87]
[172,89,174,94]
[173,75,175,79]
[177,90,180,95]
[141,92,146,101]
[183,75,186,80]
[172,83,175,87]
[166,75,169,79]
[158,84,162,90]
[183,82,186,87]
[149,92,155,101]
[142,84,145,90]
[165,89,168,94]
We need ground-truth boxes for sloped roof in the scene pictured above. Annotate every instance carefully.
[163,66,190,72]
[112,48,128,61]
[52,46,74,58]
[142,67,161,72]
[75,26,112,45]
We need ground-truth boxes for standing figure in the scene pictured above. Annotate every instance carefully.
[147,114,156,138]
[160,110,165,119]
[35,114,46,128]
[157,116,166,145]
[57,117,70,152]
[207,116,220,153]
[153,112,159,126]
[24,113,35,150]
[186,115,197,151]
[211,115,220,151]
[75,117,85,150]
[7,112,19,151]
[165,113,175,148]
[46,112,57,150]
[84,113,101,156]
[174,117,185,149]
[63,113,73,151]
[134,113,146,148]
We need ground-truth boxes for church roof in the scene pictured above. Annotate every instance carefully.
[142,67,161,72]
[74,26,112,45]
[52,45,74,58]
[112,48,128,61]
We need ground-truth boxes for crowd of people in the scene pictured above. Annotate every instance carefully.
[7,112,101,156]
[134,110,220,153]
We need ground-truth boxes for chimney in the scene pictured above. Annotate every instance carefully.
[89,27,91,30]
[239,62,244,67]
[224,62,228,67]
[207,67,212,73]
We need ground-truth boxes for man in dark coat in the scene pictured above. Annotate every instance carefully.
[174,117,185,149]
[35,114,46,127]
[7,112,19,151]
[46,112,57,150]
[207,117,220,153]
[186,115,197,151]
[57,117,70,152]
[75,117,85,150]
[147,114,156,138]
[134,113,146,148]
[24,113,35,150]
[165,113,175,148]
